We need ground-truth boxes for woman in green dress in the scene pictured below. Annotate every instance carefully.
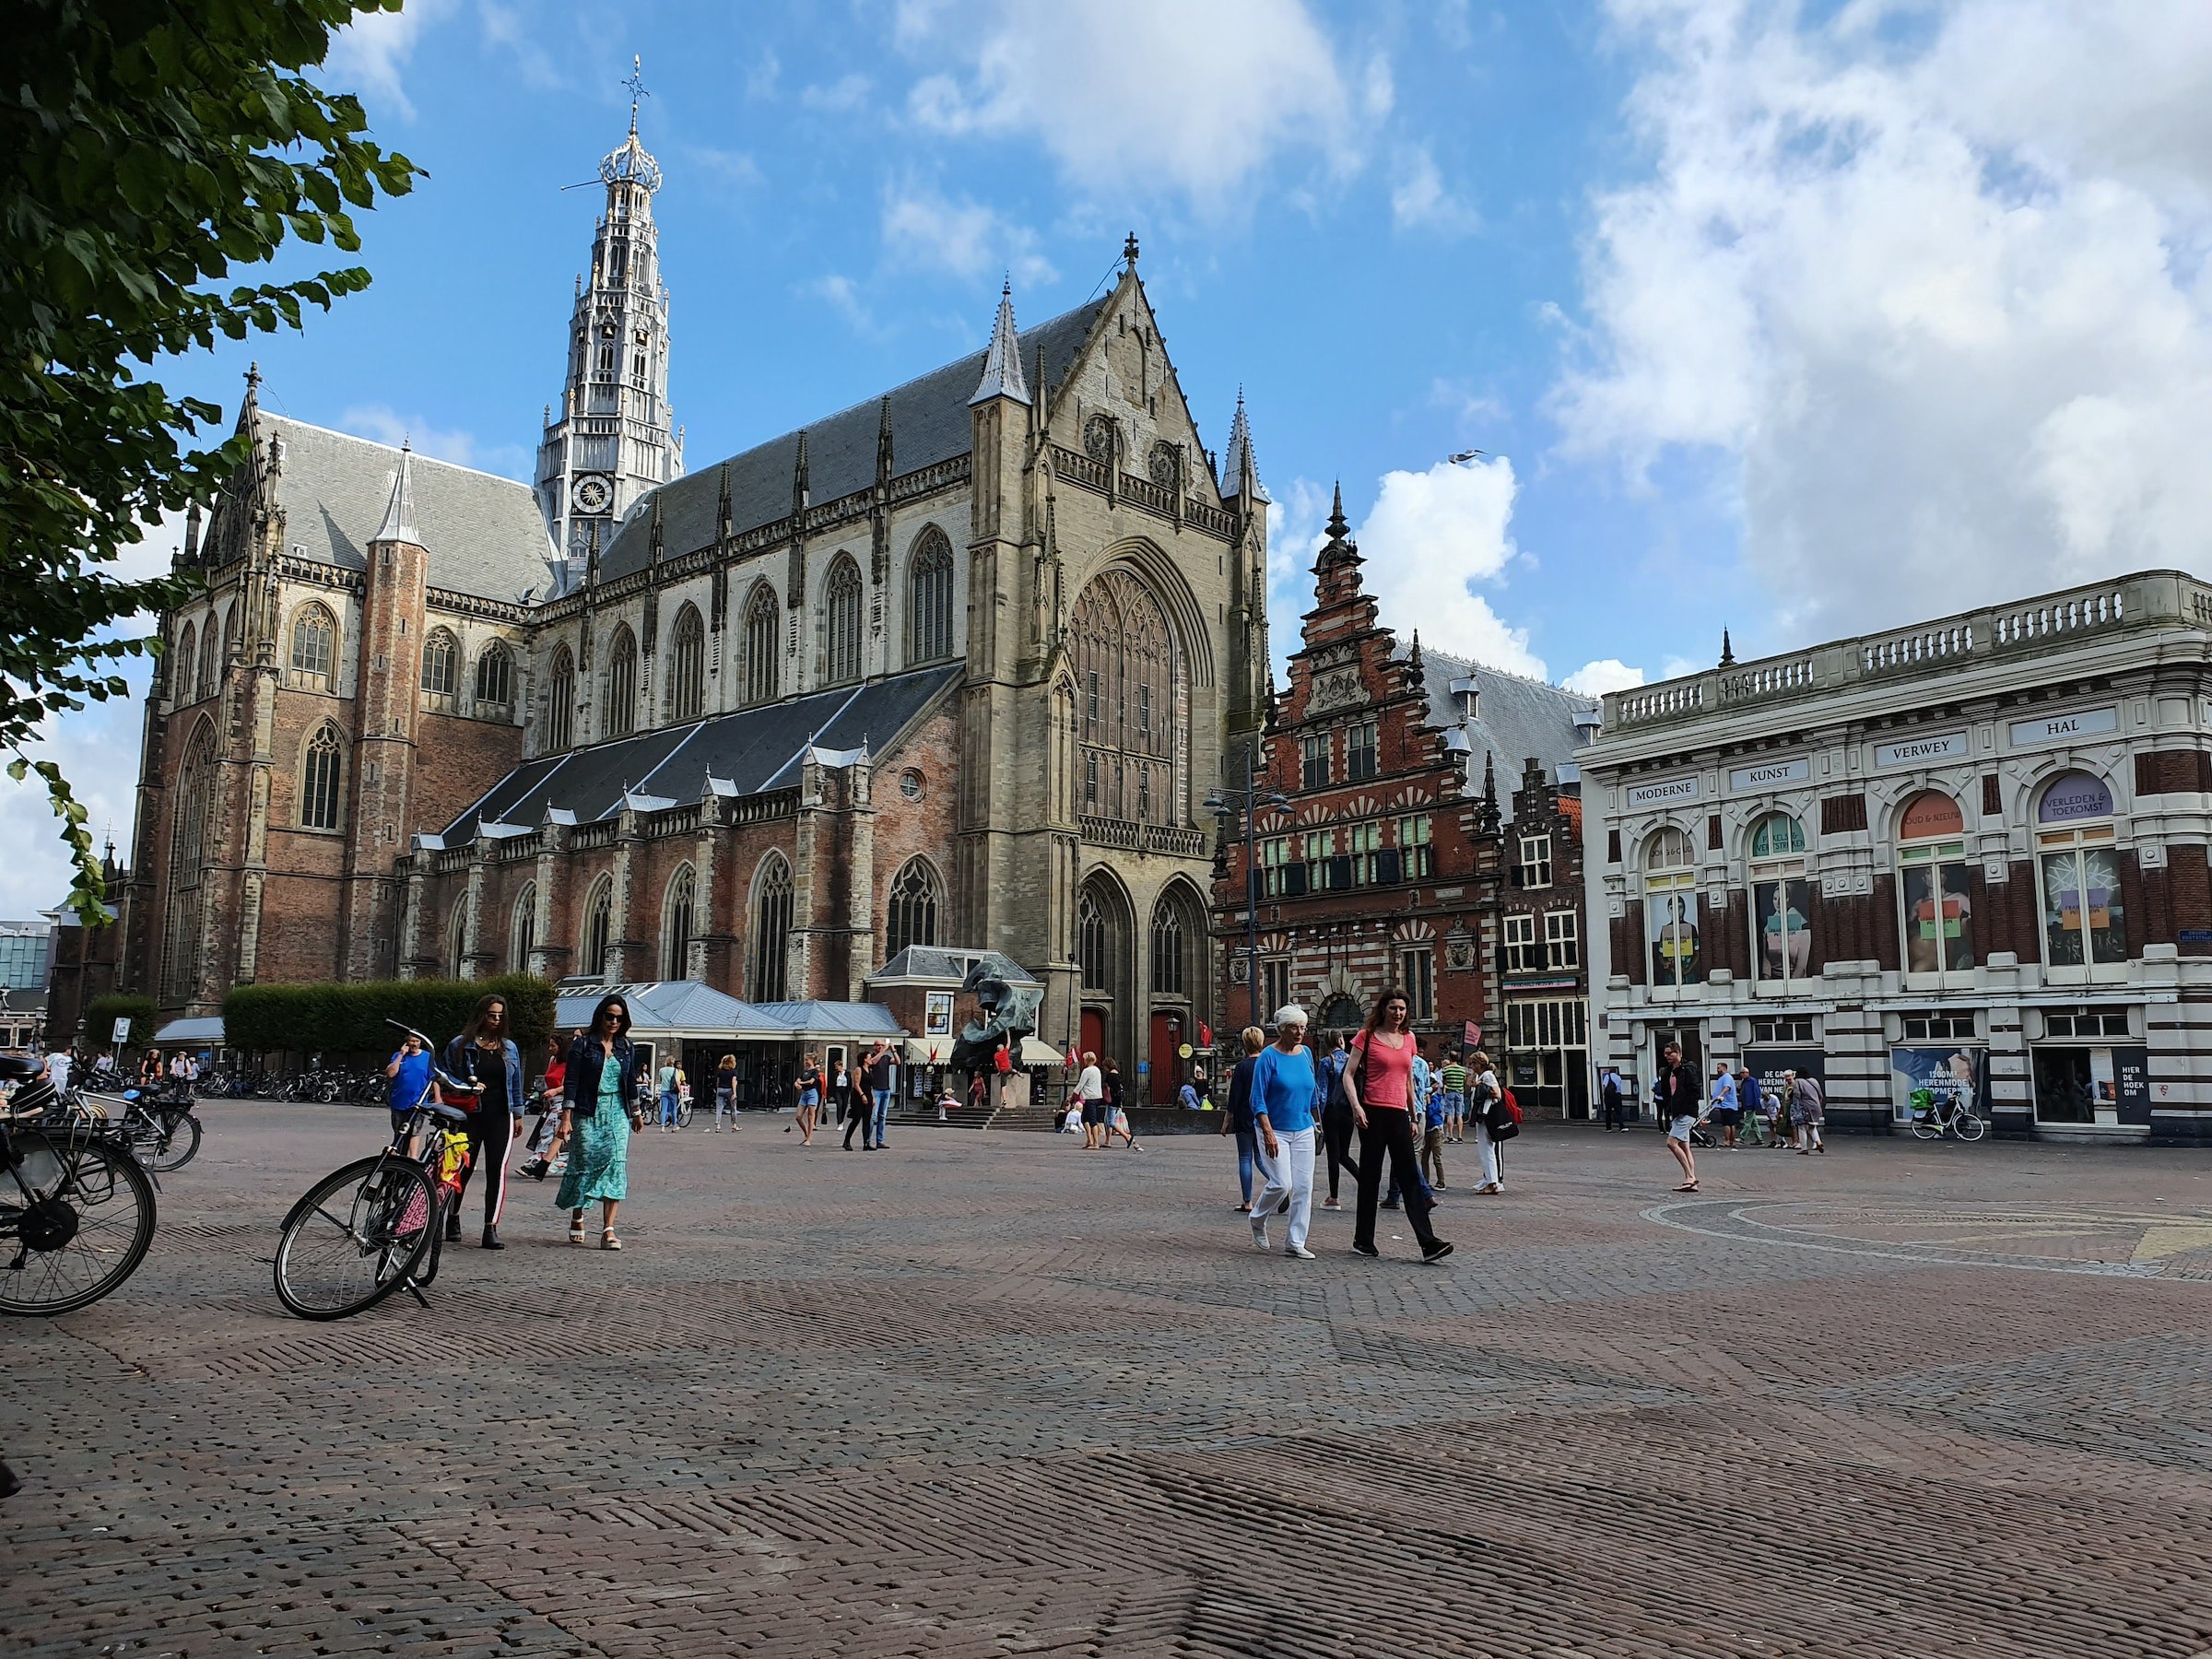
[557,993,639,1250]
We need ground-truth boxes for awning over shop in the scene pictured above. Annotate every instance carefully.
[900,1036,1068,1069]
[152,1016,224,1046]
[1019,1037,1068,1068]
[550,986,909,1046]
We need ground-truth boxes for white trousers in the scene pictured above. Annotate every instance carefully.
[1248,1126,1316,1251]
[1475,1123,1501,1187]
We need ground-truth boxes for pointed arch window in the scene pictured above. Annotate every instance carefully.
[174,621,198,705]
[290,604,335,689]
[421,628,460,707]
[219,603,238,677]
[825,558,864,686]
[663,865,697,981]
[744,585,781,706]
[196,619,220,700]
[511,882,537,971]
[604,624,638,738]
[163,724,218,1002]
[908,531,955,665]
[886,859,942,960]
[442,899,469,980]
[475,642,513,712]
[750,854,793,1000]
[582,877,615,981]
[666,604,705,723]
[1149,895,1188,995]
[546,645,575,751]
[300,724,346,831]
[1072,571,1182,829]
[1078,888,1111,992]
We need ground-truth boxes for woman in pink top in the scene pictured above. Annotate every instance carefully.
[1344,988,1452,1265]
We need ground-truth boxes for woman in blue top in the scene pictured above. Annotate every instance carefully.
[1244,1006,1322,1259]
[1218,1026,1266,1212]
[440,995,526,1251]
[559,993,638,1250]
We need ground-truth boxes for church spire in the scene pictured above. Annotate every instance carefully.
[970,278,1030,406]
[372,441,420,546]
[1219,387,1268,502]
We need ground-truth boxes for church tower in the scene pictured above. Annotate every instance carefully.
[535,63,683,583]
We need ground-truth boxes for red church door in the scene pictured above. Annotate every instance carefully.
[1080,1008,1107,1068]
[1149,1011,1184,1107]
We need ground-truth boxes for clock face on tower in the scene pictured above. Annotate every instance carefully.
[571,475,614,514]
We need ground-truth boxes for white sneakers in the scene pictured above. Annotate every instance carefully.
[1250,1215,1270,1251]
[1284,1244,1316,1260]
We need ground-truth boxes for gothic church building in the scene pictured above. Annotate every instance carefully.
[126,111,1268,1078]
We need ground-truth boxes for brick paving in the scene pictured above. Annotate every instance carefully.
[6,1106,2212,1657]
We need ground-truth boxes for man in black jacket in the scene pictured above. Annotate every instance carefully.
[1654,1042,1700,1190]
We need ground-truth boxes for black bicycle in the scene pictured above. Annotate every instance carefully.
[0,1057,159,1316]
[272,1022,482,1320]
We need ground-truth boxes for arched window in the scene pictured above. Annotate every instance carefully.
[476,642,513,711]
[421,628,459,704]
[511,882,537,970]
[750,854,793,1000]
[1897,790,1973,978]
[1072,571,1181,826]
[2035,771,2124,976]
[1078,888,1111,991]
[442,899,468,979]
[666,603,705,723]
[604,623,638,739]
[662,864,696,981]
[174,620,197,703]
[300,724,345,830]
[1150,895,1189,995]
[908,530,955,665]
[546,645,575,751]
[743,584,781,706]
[219,602,237,675]
[581,876,615,981]
[196,618,220,700]
[1643,825,1700,989]
[1747,812,1810,987]
[290,603,335,688]
[885,859,941,960]
[824,557,863,686]
[163,724,218,1001]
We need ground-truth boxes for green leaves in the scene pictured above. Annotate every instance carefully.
[4,0,422,926]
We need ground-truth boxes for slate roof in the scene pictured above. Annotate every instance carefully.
[595,296,1112,582]
[263,417,556,600]
[441,664,962,840]
[553,982,756,1036]
[869,947,1041,987]
[1402,646,1596,827]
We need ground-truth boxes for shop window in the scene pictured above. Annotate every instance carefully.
[1503,913,1538,972]
[2035,772,2125,978]
[1643,827,1700,987]
[1750,1016,1815,1045]
[1748,811,1812,988]
[1897,790,1974,978]
[1900,1011,1976,1041]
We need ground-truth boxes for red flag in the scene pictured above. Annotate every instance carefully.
[1198,1022,1213,1048]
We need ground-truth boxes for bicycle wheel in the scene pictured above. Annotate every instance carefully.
[677,1099,694,1128]
[1954,1112,1987,1142]
[274,1155,436,1320]
[1912,1116,1940,1140]
[0,1132,159,1316]
[137,1110,202,1172]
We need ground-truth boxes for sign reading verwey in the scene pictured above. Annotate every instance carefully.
[1625,775,1700,809]
[2009,706,2118,748]
[1874,732,1969,768]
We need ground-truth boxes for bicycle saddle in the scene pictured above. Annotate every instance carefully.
[421,1101,470,1124]
[0,1054,41,1081]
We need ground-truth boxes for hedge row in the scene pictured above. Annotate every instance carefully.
[224,975,556,1060]
[84,993,158,1048]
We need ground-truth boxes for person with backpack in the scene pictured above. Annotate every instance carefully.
[1346,988,1453,1265]
[1599,1067,1625,1132]
[1468,1050,1508,1195]
[1317,1031,1360,1212]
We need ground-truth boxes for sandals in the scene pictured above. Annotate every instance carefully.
[1674,1182,1700,1193]
[568,1218,587,1246]
[601,1228,622,1251]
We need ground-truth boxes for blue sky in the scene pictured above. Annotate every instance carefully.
[10,0,2212,916]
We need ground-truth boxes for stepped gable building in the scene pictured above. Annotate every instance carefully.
[1581,570,2212,1145]
[1209,491,1594,1104]
[125,109,1270,1084]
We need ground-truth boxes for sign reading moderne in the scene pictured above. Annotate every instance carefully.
[1626,775,1700,809]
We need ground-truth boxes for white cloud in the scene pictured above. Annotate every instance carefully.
[1553,0,2212,642]
[1392,146,1480,235]
[802,74,875,113]
[881,184,1056,285]
[804,273,877,335]
[324,0,459,122]
[898,0,1354,210]
[337,406,527,480]
[1564,658,1646,695]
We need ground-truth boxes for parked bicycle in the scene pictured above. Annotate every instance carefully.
[1909,1088,1987,1142]
[272,1021,483,1320]
[34,1082,202,1174]
[0,1056,159,1316]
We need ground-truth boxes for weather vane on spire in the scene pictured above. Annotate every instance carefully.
[623,54,649,132]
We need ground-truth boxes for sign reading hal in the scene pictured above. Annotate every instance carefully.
[2009,706,2119,748]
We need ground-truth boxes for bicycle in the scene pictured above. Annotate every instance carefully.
[272,1021,484,1320]
[0,1056,159,1316]
[1909,1089,1986,1141]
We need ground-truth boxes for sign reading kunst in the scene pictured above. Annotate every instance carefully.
[1728,757,1810,793]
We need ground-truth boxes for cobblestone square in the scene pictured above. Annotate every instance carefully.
[6,1107,2212,1657]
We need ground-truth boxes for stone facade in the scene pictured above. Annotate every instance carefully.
[1581,570,2212,1145]
[1208,497,1594,1103]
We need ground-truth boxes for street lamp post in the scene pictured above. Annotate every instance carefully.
[1206,742,1288,1031]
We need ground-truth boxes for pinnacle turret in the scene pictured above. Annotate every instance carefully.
[1219,388,1268,502]
[970,279,1030,406]
[372,441,420,546]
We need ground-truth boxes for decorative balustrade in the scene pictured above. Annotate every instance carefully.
[1143,824,1210,858]
[1719,658,1813,700]
[1118,472,1179,518]
[1616,681,1705,724]
[1077,816,1208,858]
[570,820,618,850]
[725,787,800,827]
[647,803,702,837]
[1078,814,1141,850]
[1863,623,1972,673]
[488,831,542,862]
[1991,589,2124,645]
[1052,443,1112,492]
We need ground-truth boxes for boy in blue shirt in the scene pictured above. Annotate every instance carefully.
[384,1032,436,1145]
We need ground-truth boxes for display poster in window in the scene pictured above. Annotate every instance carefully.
[1751,878,1813,982]
[2040,847,2125,967]
[1740,1048,1822,1112]
[1900,863,1975,972]
[1647,889,1701,984]
[1890,1044,1987,1123]
[924,992,954,1039]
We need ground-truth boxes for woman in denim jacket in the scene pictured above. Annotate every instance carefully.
[440,994,527,1250]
